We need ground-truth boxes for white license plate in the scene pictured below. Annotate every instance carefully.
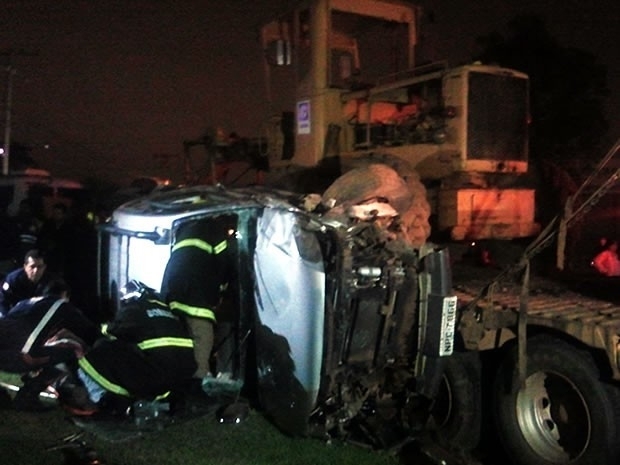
[439,296,457,356]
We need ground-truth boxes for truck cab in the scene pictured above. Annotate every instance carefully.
[258,0,538,241]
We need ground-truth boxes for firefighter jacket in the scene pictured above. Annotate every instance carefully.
[78,295,197,399]
[0,294,100,372]
[160,219,232,322]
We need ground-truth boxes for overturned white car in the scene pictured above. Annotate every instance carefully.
[97,183,469,452]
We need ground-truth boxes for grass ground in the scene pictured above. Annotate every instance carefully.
[0,374,399,465]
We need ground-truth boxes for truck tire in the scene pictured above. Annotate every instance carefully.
[430,351,482,452]
[493,335,620,465]
[322,160,431,247]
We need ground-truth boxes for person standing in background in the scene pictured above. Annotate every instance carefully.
[37,202,76,279]
[14,199,43,262]
[592,240,620,277]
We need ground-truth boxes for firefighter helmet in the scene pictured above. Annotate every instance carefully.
[119,279,154,303]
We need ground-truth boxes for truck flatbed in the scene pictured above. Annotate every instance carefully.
[452,262,620,379]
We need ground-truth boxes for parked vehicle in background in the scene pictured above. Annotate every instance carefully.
[0,168,87,275]
[0,168,86,218]
[108,176,174,207]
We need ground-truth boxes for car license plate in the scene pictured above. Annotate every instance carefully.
[439,296,457,356]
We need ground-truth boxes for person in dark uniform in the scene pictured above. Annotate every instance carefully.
[13,199,43,264]
[0,249,54,317]
[0,201,19,269]
[160,218,234,380]
[58,280,197,415]
[37,202,76,278]
[0,278,100,410]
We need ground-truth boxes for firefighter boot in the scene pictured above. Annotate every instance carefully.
[55,372,99,416]
[13,367,63,412]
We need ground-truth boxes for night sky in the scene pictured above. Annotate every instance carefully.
[2,0,619,185]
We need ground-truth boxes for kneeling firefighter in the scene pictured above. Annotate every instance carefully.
[59,281,197,415]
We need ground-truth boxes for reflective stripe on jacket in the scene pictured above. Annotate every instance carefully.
[168,301,216,320]
[172,238,227,255]
[78,337,194,397]
[79,356,131,397]
[161,227,231,323]
[137,336,194,350]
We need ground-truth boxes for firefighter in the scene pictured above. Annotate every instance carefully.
[160,218,233,380]
[0,278,100,410]
[58,280,197,415]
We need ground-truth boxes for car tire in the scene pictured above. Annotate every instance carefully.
[493,335,620,465]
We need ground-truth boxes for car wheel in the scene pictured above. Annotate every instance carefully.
[493,335,620,464]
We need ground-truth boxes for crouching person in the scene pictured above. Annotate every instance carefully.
[0,278,100,411]
[57,280,197,416]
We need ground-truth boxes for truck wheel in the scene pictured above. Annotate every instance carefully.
[430,351,482,452]
[493,335,620,465]
[325,158,431,247]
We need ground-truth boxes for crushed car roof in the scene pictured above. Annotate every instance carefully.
[114,184,307,217]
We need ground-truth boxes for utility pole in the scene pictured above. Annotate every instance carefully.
[1,48,38,176]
